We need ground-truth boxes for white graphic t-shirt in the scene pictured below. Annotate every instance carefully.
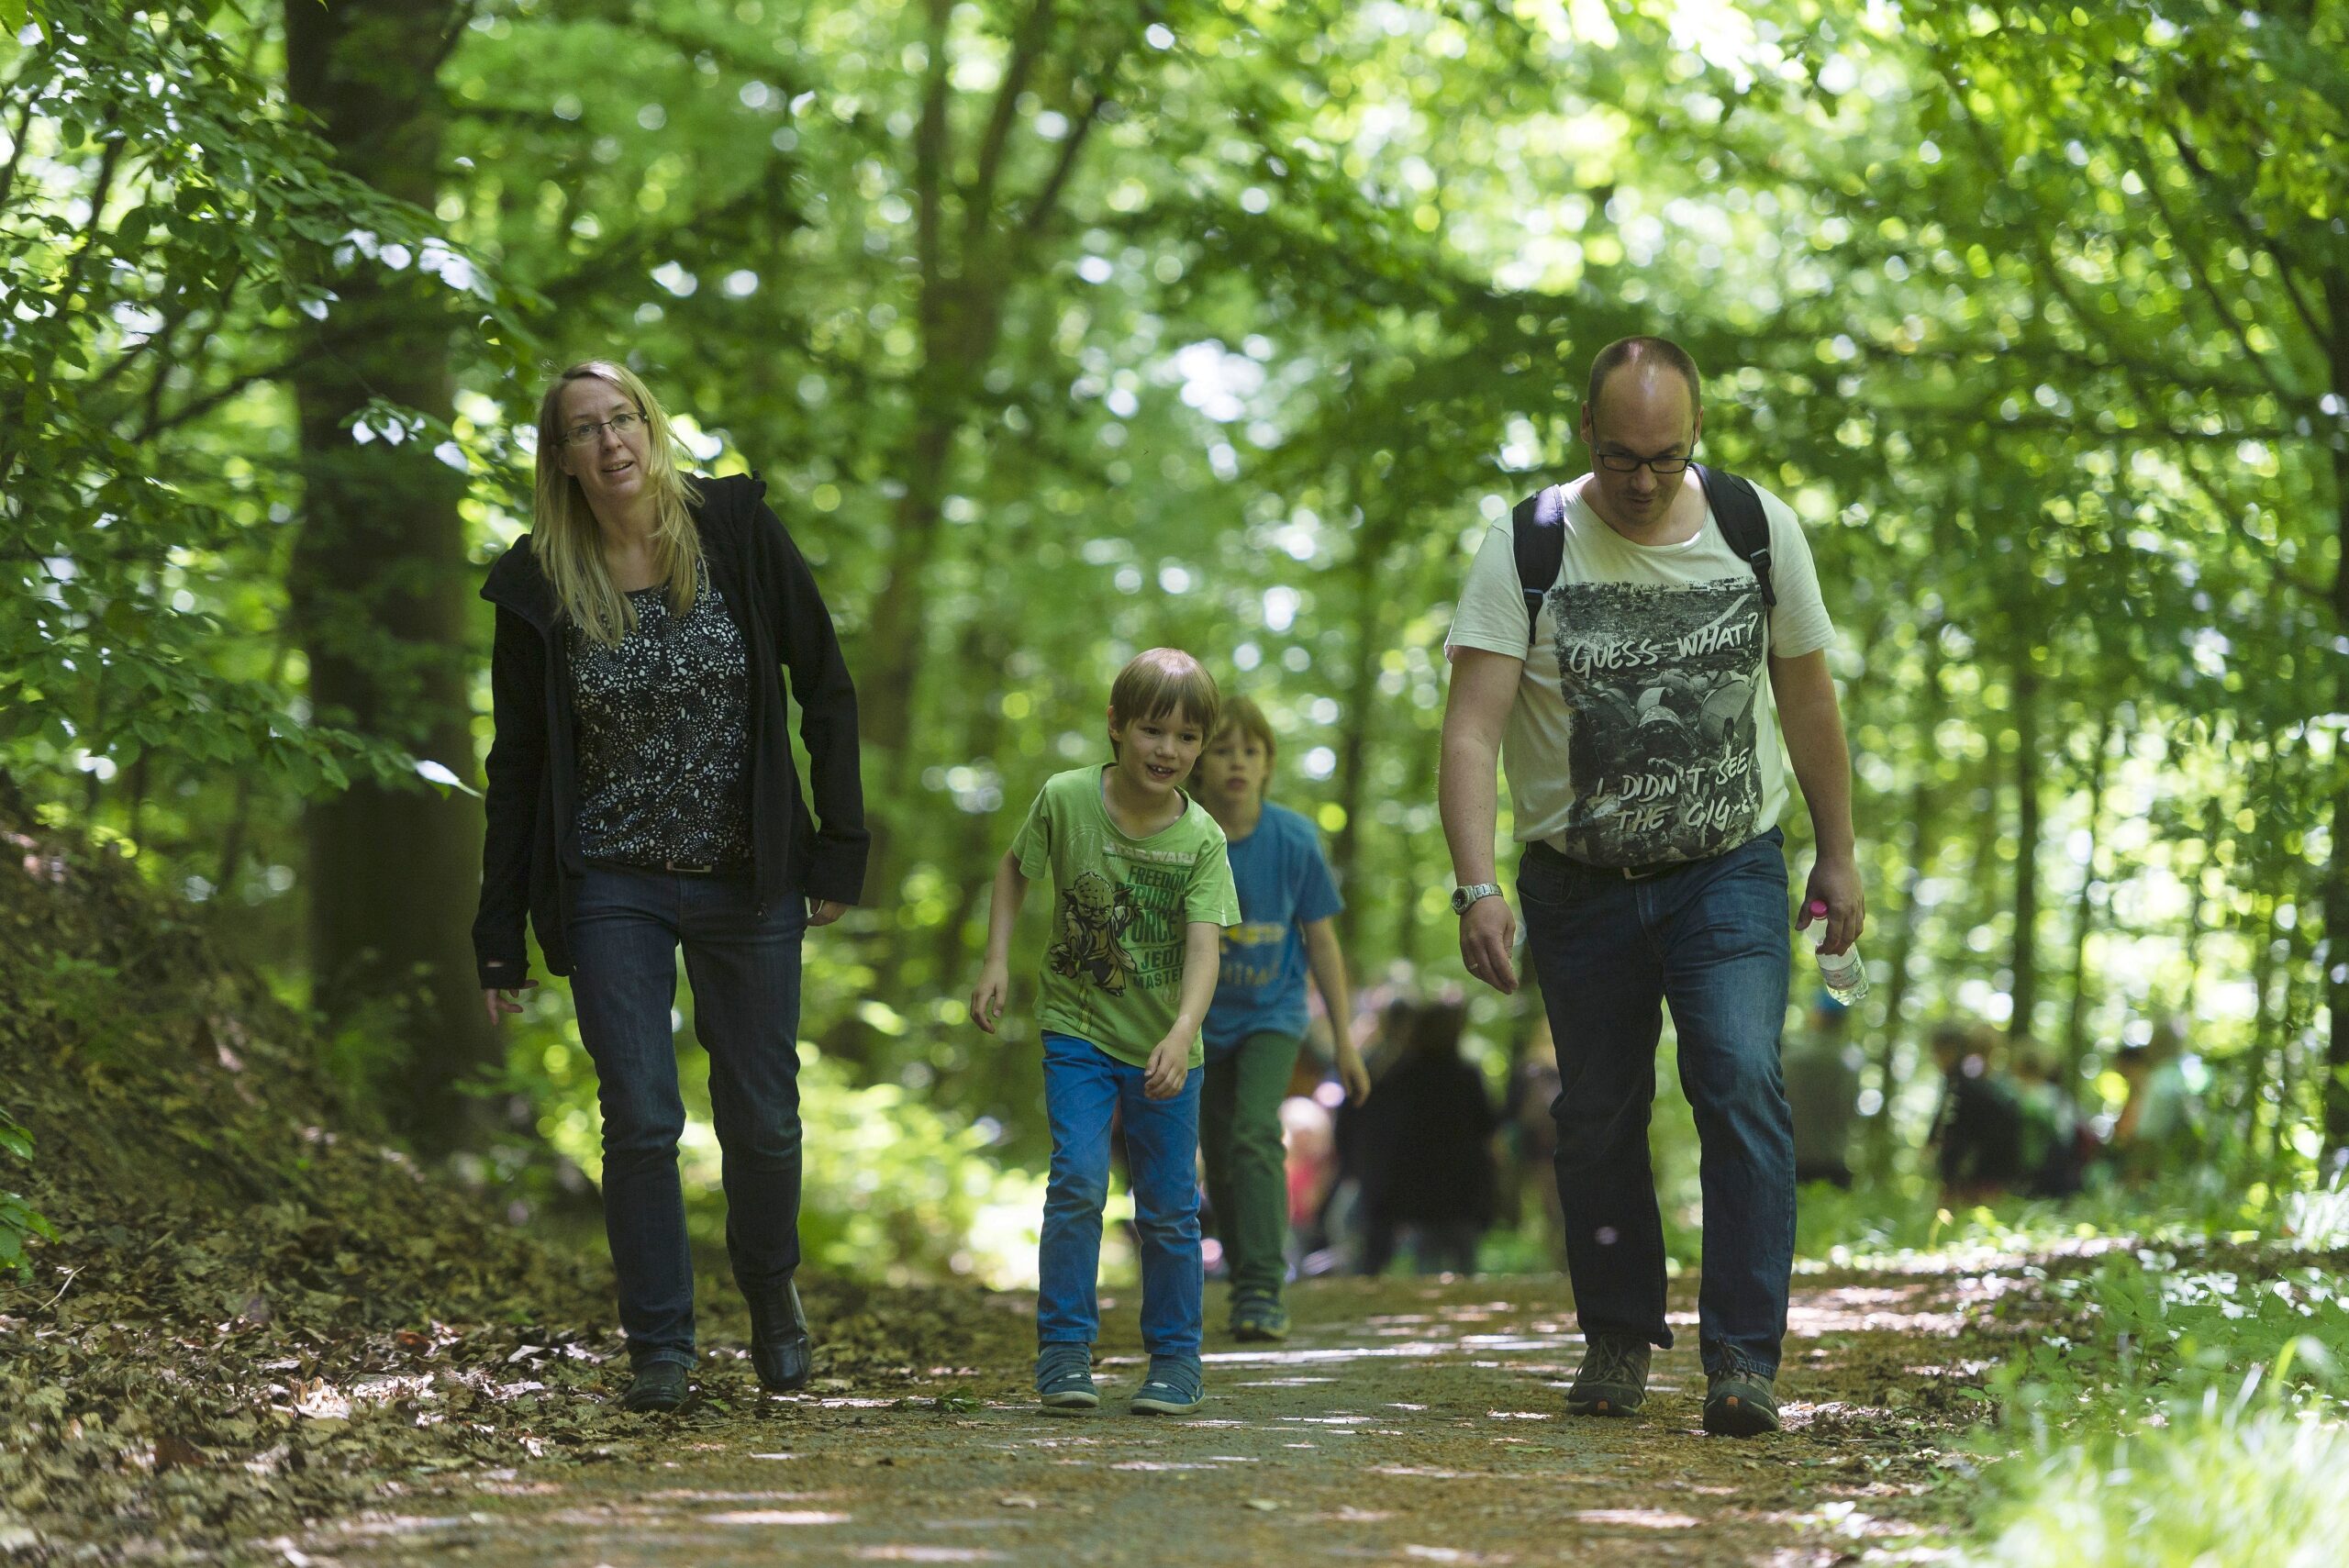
[1445,473,1835,867]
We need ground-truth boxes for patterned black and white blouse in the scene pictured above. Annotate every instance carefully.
[567,559,753,869]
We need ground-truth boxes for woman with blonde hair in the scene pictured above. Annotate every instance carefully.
[473,361,867,1413]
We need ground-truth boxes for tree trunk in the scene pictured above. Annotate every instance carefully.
[1866,780,1933,1182]
[2322,269,2349,1167]
[2326,781,2349,1168]
[1329,498,1398,955]
[284,0,493,1153]
[2274,956,2308,1166]
[2246,893,2284,1164]
[853,5,1130,911]
[1865,631,1942,1180]
[930,617,1014,995]
[2181,806,2215,1020]
[2061,712,2114,1086]
[2008,659,2042,1040]
[857,381,969,899]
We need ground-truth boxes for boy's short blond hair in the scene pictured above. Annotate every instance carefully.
[1108,648,1220,752]
[1212,695,1278,788]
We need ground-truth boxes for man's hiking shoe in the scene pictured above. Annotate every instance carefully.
[1230,1297,1290,1342]
[1703,1365,1780,1436]
[621,1362,689,1414]
[1130,1354,1205,1416]
[1036,1343,1098,1411]
[1565,1335,1651,1417]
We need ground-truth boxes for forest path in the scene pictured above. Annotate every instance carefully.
[284,1268,1981,1567]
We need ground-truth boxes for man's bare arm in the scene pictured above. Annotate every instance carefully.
[1769,648,1864,955]
[1440,647,1524,994]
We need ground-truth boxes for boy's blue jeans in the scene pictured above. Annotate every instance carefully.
[1516,829,1796,1377]
[568,864,808,1371]
[1037,1031,1204,1357]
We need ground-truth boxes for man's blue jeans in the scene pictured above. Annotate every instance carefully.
[1517,829,1796,1377]
[1037,1031,1204,1357]
[568,864,807,1370]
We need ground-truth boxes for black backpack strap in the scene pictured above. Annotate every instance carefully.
[1693,462,1776,609]
[1509,484,1570,646]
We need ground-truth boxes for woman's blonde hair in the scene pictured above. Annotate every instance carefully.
[1210,694,1278,797]
[531,361,703,647]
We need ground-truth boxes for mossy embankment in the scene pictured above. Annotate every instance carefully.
[0,803,1019,1562]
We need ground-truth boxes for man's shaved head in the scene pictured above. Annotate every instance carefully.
[1586,336,1702,425]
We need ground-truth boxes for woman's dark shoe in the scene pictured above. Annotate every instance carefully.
[747,1279,814,1392]
[622,1362,690,1413]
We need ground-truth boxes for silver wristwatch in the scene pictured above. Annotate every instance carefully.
[1451,882,1502,916]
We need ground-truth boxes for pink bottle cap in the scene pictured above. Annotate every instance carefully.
[1807,899,1828,917]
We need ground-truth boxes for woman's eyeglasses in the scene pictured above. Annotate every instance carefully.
[558,410,644,447]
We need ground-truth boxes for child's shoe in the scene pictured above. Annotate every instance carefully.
[1229,1296,1289,1342]
[1035,1342,1098,1411]
[1130,1353,1204,1415]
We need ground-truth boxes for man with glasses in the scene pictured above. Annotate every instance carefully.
[1437,336,1863,1436]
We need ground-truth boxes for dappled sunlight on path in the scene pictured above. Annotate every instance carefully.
[287,1273,1979,1567]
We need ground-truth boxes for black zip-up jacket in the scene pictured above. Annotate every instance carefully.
[472,473,867,989]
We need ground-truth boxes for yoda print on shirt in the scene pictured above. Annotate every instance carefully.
[1047,870,1141,996]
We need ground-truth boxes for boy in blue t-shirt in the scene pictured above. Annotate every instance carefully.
[1197,695,1372,1340]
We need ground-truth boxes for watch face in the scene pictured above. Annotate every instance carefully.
[1451,886,1473,914]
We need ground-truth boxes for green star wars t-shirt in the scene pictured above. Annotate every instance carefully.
[1011,766,1241,1069]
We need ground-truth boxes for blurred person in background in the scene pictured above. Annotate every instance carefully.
[1279,1095,1339,1273]
[1321,995,1417,1273]
[1356,997,1497,1276]
[1499,1006,1566,1267]
[2009,1034,2087,1198]
[1927,1021,2025,1204]
[1782,989,1861,1189]
[2112,1017,2204,1184]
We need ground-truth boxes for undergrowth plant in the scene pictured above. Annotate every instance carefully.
[0,1106,52,1283]
[1970,1222,2349,1567]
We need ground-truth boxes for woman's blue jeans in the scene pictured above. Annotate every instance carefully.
[1517,829,1796,1377]
[568,864,807,1370]
[1037,1031,1204,1357]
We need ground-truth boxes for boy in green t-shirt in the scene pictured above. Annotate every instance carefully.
[973,649,1241,1416]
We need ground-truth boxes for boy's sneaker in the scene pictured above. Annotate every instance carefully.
[1703,1364,1780,1436]
[1130,1354,1204,1416]
[1035,1343,1098,1411]
[1564,1334,1651,1417]
[621,1362,689,1414]
[1230,1296,1289,1342]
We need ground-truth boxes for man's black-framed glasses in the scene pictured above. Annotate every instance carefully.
[559,409,644,448]
[1593,449,1694,476]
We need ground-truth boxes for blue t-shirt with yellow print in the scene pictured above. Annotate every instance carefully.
[1203,802,1343,1056]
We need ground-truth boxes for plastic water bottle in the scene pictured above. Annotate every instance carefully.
[1807,900,1870,1006]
